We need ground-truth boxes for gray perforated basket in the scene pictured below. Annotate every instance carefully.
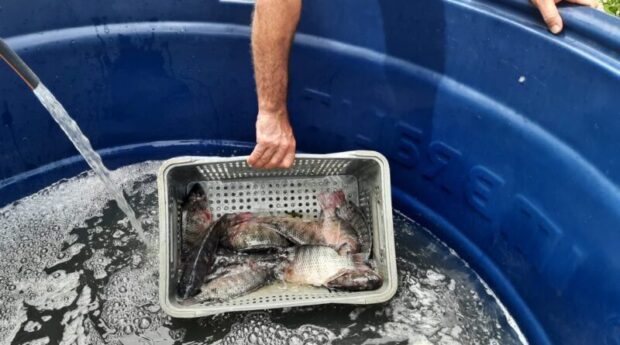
[158,151,397,317]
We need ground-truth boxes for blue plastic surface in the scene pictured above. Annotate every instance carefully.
[0,1,619,344]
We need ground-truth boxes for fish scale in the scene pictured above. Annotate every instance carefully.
[283,246,361,287]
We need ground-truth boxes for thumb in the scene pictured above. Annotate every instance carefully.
[535,0,564,34]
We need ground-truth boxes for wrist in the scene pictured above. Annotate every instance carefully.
[258,105,288,119]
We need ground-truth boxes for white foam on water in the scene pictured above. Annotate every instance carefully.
[0,161,160,345]
[22,337,50,345]
[23,321,41,333]
[213,312,336,345]
[393,212,529,345]
[33,83,145,240]
[0,161,526,345]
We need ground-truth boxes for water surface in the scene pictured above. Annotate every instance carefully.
[0,161,525,345]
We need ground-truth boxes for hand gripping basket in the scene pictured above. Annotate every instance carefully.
[158,151,397,317]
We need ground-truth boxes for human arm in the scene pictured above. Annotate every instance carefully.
[247,0,302,169]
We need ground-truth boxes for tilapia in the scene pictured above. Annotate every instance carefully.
[187,261,275,304]
[317,191,361,255]
[177,214,235,299]
[325,268,382,291]
[214,248,288,268]
[280,245,382,291]
[181,183,213,247]
[332,191,373,259]
[220,212,291,252]
[256,191,361,255]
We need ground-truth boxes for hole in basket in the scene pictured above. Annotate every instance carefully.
[269,204,273,209]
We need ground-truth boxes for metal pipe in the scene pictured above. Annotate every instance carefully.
[0,38,40,90]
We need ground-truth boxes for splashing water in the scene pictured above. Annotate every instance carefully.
[32,84,145,240]
[0,161,526,345]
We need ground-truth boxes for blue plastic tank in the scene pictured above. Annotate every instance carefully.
[0,1,618,344]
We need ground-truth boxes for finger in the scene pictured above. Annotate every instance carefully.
[281,151,296,169]
[535,0,563,34]
[248,144,268,167]
[566,0,602,8]
[253,146,277,168]
[264,147,288,169]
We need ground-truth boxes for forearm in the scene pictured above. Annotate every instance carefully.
[251,0,301,114]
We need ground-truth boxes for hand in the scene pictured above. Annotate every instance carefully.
[531,0,602,34]
[248,109,296,169]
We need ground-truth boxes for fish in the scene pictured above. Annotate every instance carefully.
[317,191,361,255]
[255,216,324,247]
[332,191,373,259]
[256,191,361,255]
[181,183,213,248]
[325,267,382,291]
[186,260,275,304]
[279,245,382,291]
[214,248,288,268]
[177,214,236,299]
[220,212,291,252]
